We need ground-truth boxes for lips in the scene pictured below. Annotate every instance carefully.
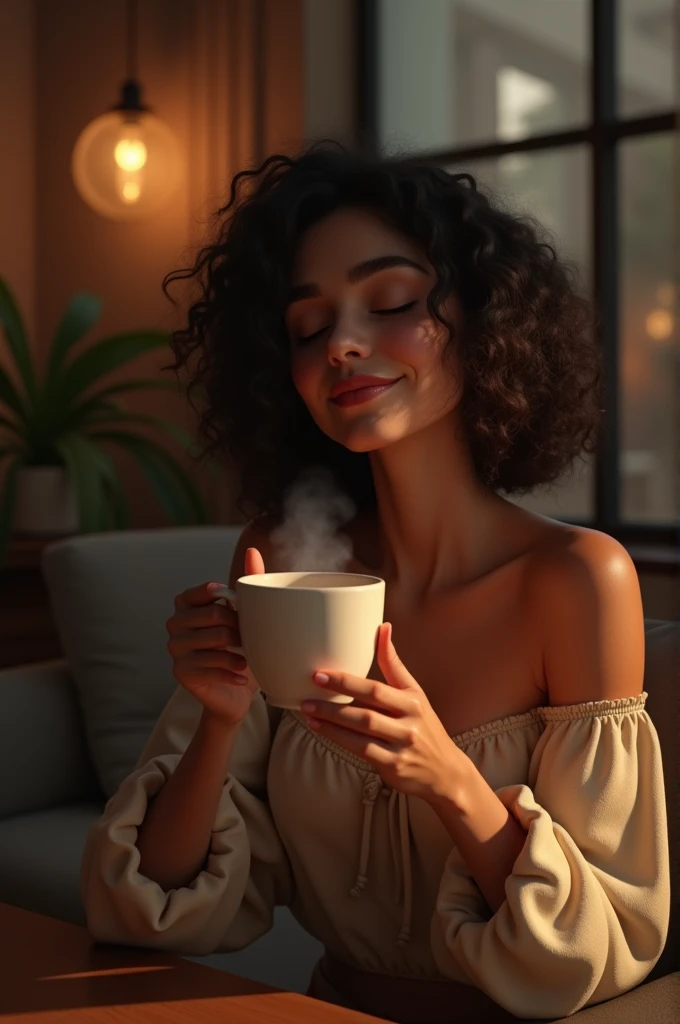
[329,376,402,407]
[329,375,401,399]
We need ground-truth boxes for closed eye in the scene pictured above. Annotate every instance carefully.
[296,300,417,343]
[373,301,417,316]
[297,325,328,343]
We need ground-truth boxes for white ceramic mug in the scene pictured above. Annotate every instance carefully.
[211,571,385,710]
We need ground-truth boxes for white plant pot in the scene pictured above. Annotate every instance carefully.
[13,465,79,535]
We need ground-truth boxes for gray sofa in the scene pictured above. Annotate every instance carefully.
[0,527,677,1021]
[0,526,324,994]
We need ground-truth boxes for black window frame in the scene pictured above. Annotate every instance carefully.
[357,0,679,552]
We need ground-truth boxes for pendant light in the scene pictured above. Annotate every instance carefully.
[71,0,182,221]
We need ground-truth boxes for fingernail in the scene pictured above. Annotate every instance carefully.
[314,672,330,685]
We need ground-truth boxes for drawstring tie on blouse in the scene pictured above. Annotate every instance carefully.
[349,773,413,946]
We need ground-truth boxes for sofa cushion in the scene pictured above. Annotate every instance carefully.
[0,801,104,925]
[42,526,242,799]
[0,659,102,818]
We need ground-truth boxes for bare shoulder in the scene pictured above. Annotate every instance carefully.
[527,522,639,582]
[525,524,645,706]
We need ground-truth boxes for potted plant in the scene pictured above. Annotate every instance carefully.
[0,275,208,563]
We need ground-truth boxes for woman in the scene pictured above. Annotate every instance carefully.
[81,144,670,1023]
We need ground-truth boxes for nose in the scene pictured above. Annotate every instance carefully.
[326,321,372,366]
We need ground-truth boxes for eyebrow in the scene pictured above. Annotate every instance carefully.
[287,255,428,305]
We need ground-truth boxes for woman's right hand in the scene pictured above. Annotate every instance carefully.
[166,546,265,726]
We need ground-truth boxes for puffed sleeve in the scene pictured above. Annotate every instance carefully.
[431,695,671,1019]
[81,685,295,955]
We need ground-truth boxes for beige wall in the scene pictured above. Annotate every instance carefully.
[0,0,308,531]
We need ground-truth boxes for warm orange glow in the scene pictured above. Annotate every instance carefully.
[122,180,141,203]
[40,965,174,980]
[621,345,651,393]
[645,308,674,342]
[72,110,181,221]
[114,136,147,172]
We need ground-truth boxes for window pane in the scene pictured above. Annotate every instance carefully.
[618,0,675,117]
[619,133,677,523]
[448,147,595,521]
[377,0,590,153]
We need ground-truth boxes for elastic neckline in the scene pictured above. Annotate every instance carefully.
[451,691,648,747]
[287,691,648,762]
[538,691,647,722]
[288,710,376,771]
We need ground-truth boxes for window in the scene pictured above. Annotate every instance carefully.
[358,0,678,545]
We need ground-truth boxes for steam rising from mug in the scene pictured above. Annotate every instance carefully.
[269,466,356,572]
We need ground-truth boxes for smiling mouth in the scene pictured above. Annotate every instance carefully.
[330,377,403,407]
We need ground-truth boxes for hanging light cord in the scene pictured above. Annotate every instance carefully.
[126,0,139,80]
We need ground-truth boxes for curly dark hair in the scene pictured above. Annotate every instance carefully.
[162,142,603,525]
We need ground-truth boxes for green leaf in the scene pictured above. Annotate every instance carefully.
[0,277,37,404]
[54,378,179,435]
[52,331,171,409]
[0,457,22,565]
[0,411,22,440]
[57,432,128,533]
[83,408,200,455]
[89,430,207,525]
[53,433,111,533]
[64,399,125,430]
[0,367,29,423]
[47,292,102,381]
[96,432,193,524]
[101,473,129,529]
[77,436,126,531]
[75,376,179,406]
[77,433,118,485]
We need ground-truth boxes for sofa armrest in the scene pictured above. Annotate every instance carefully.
[0,658,103,819]
[528,972,680,1024]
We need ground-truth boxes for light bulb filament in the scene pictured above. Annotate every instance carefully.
[114,137,147,172]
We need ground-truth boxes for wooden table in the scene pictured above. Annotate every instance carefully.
[0,902,385,1023]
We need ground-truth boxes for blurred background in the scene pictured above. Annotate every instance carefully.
[0,0,677,663]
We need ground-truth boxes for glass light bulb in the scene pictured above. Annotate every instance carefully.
[72,110,182,221]
[114,133,148,172]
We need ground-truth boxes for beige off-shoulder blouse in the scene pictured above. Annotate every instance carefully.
[81,684,670,1020]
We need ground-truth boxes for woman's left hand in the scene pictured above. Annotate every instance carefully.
[300,622,470,804]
